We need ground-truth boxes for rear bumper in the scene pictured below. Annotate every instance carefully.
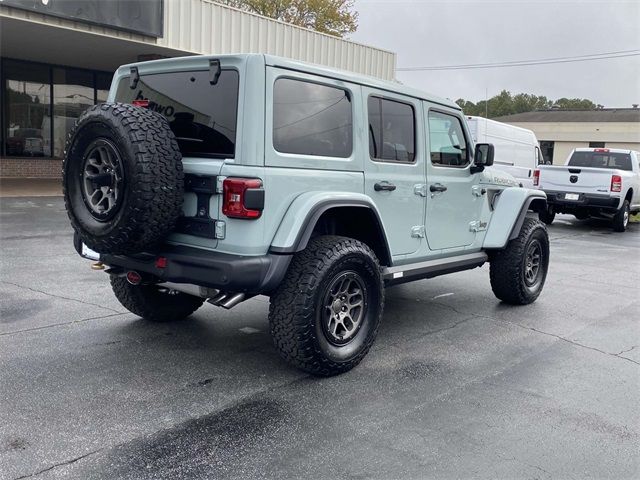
[74,234,290,294]
[543,190,620,210]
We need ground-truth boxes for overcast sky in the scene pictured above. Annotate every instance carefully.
[351,0,640,107]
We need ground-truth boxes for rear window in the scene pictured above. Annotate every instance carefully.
[568,151,632,171]
[115,69,239,158]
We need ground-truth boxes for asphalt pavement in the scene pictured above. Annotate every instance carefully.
[1,196,638,480]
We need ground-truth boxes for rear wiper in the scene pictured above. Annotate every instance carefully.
[209,59,221,85]
[130,67,140,90]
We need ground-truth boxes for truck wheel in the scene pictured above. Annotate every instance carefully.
[269,236,384,376]
[63,103,184,255]
[110,276,204,322]
[489,218,550,305]
[612,200,630,232]
[538,206,555,225]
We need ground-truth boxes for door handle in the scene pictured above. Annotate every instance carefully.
[374,181,397,192]
[429,183,447,193]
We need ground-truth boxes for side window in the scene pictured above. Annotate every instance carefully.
[368,96,415,163]
[273,78,352,158]
[428,111,469,167]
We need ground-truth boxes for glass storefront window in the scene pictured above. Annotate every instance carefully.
[1,58,114,158]
[4,61,51,157]
[53,68,94,158]
[96,73,113,103]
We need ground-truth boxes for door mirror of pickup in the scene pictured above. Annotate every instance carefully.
[471,143,494,173]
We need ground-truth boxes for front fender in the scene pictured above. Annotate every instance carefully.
[269,191,385,253]
[483,187,547,249]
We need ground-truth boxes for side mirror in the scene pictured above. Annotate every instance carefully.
[471,143,494,173]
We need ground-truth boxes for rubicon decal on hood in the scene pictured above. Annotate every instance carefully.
[490,176,519,186]
[479,169,520,187]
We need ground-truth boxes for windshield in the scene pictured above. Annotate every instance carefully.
[568,151,632,171]
[115,69,239,158]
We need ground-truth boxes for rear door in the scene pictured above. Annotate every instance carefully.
[424,108,483,250]
[363,88,425,258]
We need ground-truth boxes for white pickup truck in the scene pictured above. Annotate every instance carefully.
[534,148,640,232]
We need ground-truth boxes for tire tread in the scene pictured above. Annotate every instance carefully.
[62,103,184,254]
[110,276,204,322]
[268,236,384,376]
[489,217,549,305]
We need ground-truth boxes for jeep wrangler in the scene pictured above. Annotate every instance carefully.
[63,54,549,376]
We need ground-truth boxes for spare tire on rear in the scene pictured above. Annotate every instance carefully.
[63,103,184,255]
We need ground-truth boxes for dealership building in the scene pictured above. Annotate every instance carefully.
[0,0,395,179]
[494,108,640,165]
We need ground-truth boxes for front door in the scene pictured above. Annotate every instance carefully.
[363,89,425,258]
[425,108,483,251]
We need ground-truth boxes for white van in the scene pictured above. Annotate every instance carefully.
[466,116,545,188]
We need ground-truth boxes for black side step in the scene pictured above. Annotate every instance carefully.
[382,252,488,286]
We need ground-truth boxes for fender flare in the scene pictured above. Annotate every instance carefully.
[269,192,392,262]
[483,187,547,249]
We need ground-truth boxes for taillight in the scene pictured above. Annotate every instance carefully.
[611,175,622,192]
[132,99,149,108]
[222,178,264,219]
[594,148,609,152]
[533,169,540,186]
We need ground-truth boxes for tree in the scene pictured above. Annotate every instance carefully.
[456,91,597,118]
[222,0,358,37]
[552,97,596,110]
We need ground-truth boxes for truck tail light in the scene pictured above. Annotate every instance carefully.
[132,99,149,108]
[222,178,264,219]
[594,148,609,152]
[533,169,540,186]
[611,175,622,192]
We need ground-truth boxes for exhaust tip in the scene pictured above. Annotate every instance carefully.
[126,271,142,285]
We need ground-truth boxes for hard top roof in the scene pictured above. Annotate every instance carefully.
[263,54,459,109]
[118,53,459,111]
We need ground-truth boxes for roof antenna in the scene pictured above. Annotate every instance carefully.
[209,59,221,85]
[130,67,140,90]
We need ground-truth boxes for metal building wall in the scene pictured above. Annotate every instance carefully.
[160,0,396,80]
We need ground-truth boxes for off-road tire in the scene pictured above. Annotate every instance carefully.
[110,276,204,322]
[489,217,550,305]
[612,200,630,232]
[269,236,384,377]
[538,206,555,225]
[63,103,184,255]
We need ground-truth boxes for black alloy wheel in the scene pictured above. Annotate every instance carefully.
[80,139,125,221]
[523,239,543,288]
[321,271,367,346]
